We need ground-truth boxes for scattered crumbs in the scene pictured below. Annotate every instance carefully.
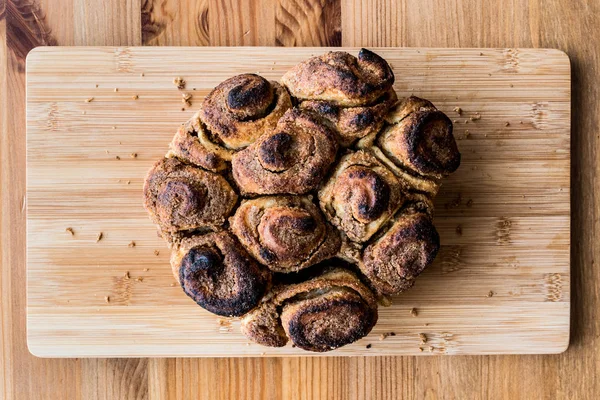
[487,290,494,298]
[143,268,149,272]
[132,94,139,100]
[488,73,492,76]
[424,323,430,326]
[85,97,94,103]
[115,155,121,160]
[366,344,372,349]
[118,141,122,144]
[445,192,462,209]
[170,282,177,287]
[65,227,75,236]
[465,120,469,124]
[419,347,424,352]
[243,30,250,36]
[192,87,196,91]
[429,346,434,353]
[114,88,118,92]
[96,232,103,242]
[154,250,160,256]
[124,271,130,279]
[510,83,514,87]
[136,277,143,282]
[453,120,458,123]
[181,107,185,111]
[261,352,266,356]
[112,126,116,130]
[104,296,110,303]
[453,106,462,115]
[519,120,523,124]
[82,111,86,115]
[484,133,488,137]
[182,93,193,107]
[419,333,427,344]
[470,113,481,121]
[173,76,186,89]
[245,342,250,346]
[95,84,99,88]
[479,52,483,56]
[130,153,137,158]
[466,199,474,208]
[379,333,390,341]
[126,181,131,185]
[455,225,463,236]
[410,307,418,317]
[128,241,136,247]
[505,121,510,127]
[390,332,396,336]
[140,72,145,77]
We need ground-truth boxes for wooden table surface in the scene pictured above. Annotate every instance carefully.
[1,0,598,398]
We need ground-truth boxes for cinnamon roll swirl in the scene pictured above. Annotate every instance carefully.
[377,96,461,179]
[358,204,440,296]
[231,108,338,195]
[168,74,292,172]
[230,196,340,272]
[281,48,394,107]
[318,150,404,243]
[143,157,238,243]
[241,268,378,352]
[170,231,271,316]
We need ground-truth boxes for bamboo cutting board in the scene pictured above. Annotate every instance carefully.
[26,47,570,357]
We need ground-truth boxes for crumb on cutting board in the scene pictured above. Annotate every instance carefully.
[96,232,103,242]
[128,241,136,247]
[173,76,186,89]
[85,97,94,103]
[410,307,418,317]
[65,227,75,236]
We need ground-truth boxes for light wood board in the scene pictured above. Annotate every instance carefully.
[25,47,570,357]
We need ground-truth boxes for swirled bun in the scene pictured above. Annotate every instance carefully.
[319,150,404,243]
[231,108,338,195]
[230,196,340,272]
[241,268,377,352]
[143,157,238,243]
[281,48,394,107]
[170,231,271,316]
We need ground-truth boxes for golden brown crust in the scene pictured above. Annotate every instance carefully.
[319,150,404,243]
[230,196,340,272]
[200,74,292,149]
[241,268,378,352]
[359,208,440,296]
[167,111,233,173]
[282,49,394,107]
[377,96,461,179]
[170,231,271,316]
[298,89,397,147]
[143,158,238,243]
[369,146,440,197]
[231,108,338,195]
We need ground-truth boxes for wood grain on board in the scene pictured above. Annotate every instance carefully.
[2,0,600,398]
[26,46,570,358]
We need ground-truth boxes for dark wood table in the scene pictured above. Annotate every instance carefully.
[1,0,598,398]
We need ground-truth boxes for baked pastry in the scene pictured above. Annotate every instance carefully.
[171,231,271,316]
[168,74,292,172]
[230,196,340,272]
[377,96,461,180]
[241,268,377,352]
[282,49,396,146]
[143,157,238,243]
[281,48,394,106]
[358,202,440,296]
[143,50,462,352]
[318,150,405,243]
[231,108,338,195]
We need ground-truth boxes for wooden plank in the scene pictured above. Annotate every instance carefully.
[208,0,276,46]
[25,46,570,357]
[141,0,209,46]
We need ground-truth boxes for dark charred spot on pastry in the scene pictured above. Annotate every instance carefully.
[258,132,295,172]
[259,247,277,263]
[181,245,222,279]
[303,101,339,118]
[408,111,461,175]
[349,110,375,130]
[345,167,390,222]
[226,74,275,120]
